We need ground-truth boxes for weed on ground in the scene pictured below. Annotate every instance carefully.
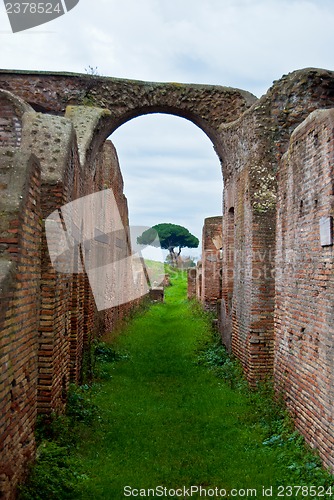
[19,267,334,499]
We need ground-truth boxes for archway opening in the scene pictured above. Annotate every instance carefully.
[109,113,223,263]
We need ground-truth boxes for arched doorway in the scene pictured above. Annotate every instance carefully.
[109,113,223,263]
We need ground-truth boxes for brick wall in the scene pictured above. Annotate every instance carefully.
[219,68,334,387]
[0,98,21,147]
[0,91,32,148]
[0,97,139,498]
[21,112,78,414]
[187,267,197,300]
[0,150,41,499]
[200,217,222,311]
[275,108,334,471]
[196,261,202,300]
[220,206,235,351]
[219,133,276,385]
[97,141,133,334]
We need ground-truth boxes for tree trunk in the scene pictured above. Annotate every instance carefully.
[168,247,182,267]
[168,247,178,267]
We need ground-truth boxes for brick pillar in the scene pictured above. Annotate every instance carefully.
[187,267,197,299]
[201,216,222,312]
[221,208,234,350]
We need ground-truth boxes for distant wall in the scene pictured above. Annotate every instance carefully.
[200,216,222,312]
[187,267,197,300]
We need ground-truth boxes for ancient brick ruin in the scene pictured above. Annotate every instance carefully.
[0,68,334,497]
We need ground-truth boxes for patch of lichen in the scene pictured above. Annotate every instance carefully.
[250,165,277,213]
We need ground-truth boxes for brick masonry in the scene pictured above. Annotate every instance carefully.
[0,91,138,499]
[275,108,334,470]
[0,70,257,164]
[200,216,222,312]
[217,69,334,389]
[0,149,41,499]
[187,267,196,300]
[194,69,334,470]
[1,69,334,494]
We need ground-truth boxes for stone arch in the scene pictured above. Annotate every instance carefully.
[79,98,255,174]
[0,71,258,175]
[97,104,231,158]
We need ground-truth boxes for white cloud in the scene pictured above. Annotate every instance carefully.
[0,0,333,256]
[1,0,333,92]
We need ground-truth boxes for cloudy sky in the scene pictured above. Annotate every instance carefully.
[1,0,334,258]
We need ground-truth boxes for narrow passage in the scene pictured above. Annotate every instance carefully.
[75,271,293,498]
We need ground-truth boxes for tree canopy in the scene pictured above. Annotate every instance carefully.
[137,223,199,266]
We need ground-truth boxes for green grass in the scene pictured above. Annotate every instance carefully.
[70,270,333,499]
[20,268,334,499]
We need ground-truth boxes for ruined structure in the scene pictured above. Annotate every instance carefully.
[0,83,142,499]
[199,216,223,311]
[0,68,334,497]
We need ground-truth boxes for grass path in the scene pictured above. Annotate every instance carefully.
[74,271,286,499]
[72,271,332,499]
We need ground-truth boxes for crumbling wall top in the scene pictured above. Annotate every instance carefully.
[21,112,74,183]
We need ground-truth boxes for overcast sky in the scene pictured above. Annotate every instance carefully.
[1,0,334,258]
